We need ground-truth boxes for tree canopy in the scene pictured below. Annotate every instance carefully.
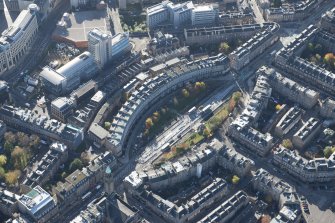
[69,158,83,172]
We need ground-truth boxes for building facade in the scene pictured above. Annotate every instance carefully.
[0,4,39,75]
[40,52,98,95]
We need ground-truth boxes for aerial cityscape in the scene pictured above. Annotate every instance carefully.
[0,0,335,222]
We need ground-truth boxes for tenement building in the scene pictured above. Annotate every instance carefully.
[53,152,116,203]
[321,7,335,34]
[0,4,39,75]
[292,117,321,149]
[229,22,279,70]
[218,12,254,26]
[273,146,335,182]
[228,71,274,156]
[23,142,68,187]
[139,178,228,223]
[320,98,335,119]
[70,193,140,223]
[252,169,298,206]
[147,32,180,55]
[0,105,84,148]
[274,107,303,138]
[125,146,217,192]
[217,145,254,177]
[198,191,249,223]
[259,66,319,109]
[184,23,272,46]
[260,0,320,23]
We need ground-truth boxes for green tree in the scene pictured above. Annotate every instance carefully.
[232,175,240,184]
[104,122,111,130]
[5,170,20,186]
[307,42,314,52]
[80,152,90,166]
[195,82,206,92]
[324,146,335,158]
[275,104,282,111]
[69,158,83,172]
[4,132,17,145]
[11,146,29,170]
[281,139,293,149]
[145,118,154,129]
[17,132,30,147]
[219,42,230,54]
[203,127,211,138]
[29,135,40,148]
[182,88,190,98]
[4,141,14,156]
[0,155,7,166]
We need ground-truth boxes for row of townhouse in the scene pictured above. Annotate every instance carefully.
[108,54,230,154]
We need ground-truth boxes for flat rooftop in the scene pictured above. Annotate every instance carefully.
[53,9,109,46]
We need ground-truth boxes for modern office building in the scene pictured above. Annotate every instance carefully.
[40,51,98,95]
[87,28,131,68]
[51,97,75,122]
[167,1,194,29]
[191,5,216,26]
[17,186,57,222]
[146,0,216,29]
[0,4,39,75]
[146,1,170,29]
[87,28,113,68]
